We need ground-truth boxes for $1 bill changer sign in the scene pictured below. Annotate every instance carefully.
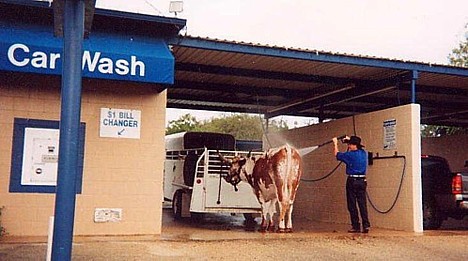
[100,108,141,139]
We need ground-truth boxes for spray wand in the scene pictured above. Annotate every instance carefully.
[316,134,347,148]
[297,135,347,156]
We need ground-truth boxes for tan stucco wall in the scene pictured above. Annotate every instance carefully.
[422,135,468,171]
[267,104,422,232]
[0,73,166,237]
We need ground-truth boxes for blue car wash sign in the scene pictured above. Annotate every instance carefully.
[0,24,174,84]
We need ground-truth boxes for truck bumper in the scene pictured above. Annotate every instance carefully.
[459,201,468,209]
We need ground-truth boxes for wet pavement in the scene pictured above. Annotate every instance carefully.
[1,207,467,244]
[1,208,467,260]
[161,207,468,241]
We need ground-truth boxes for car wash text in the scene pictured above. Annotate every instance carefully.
[7,43,145,77]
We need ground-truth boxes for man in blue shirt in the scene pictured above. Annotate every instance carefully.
[333,135,370,233]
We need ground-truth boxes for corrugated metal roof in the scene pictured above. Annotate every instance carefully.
[169,36,468,127]
[8,0,465,127]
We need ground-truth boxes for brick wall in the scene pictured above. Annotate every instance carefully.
[0,73,166,237]
[266,104,422,232]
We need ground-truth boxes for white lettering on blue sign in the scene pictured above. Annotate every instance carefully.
[7,43,146,77]
[8,43,61,69]
[82,51,145,76]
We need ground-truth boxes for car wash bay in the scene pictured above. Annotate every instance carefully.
[166,38,467,232]
[0,0,467,242]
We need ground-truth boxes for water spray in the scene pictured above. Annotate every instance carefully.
[297,135,347,156]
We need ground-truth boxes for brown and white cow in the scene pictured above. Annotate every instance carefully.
[220,144,303,232]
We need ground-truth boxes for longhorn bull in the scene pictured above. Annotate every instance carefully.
[219,144,303,232]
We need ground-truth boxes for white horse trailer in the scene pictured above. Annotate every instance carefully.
[164,132,262,222]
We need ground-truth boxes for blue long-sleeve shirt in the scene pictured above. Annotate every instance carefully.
[336,149,368,175]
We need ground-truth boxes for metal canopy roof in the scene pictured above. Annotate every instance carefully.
[168,36,468,127]
[3,1,467,127]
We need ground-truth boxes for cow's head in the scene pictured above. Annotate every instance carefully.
[218,152,256,190]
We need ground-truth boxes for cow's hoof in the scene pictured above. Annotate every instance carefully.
[258,227,267,233]
[285,228,293,233]
[268,226,276,232]
[277,228,287,233]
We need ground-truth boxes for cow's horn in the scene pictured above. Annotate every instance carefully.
[217,151,230,163]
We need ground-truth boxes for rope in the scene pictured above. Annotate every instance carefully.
[216,159,223,204]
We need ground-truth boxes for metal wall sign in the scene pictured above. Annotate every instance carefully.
[0,24,175,84]
[383,119,397,150]
[100,108,141,139]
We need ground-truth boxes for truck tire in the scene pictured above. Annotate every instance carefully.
[423,199,442,229]
[172,190,184,220]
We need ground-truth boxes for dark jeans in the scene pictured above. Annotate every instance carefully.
[346,177,370,230]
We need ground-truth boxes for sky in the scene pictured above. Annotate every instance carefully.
[94,0,468,127]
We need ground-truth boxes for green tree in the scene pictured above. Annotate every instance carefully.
[422,27,467,137]
[199,114,288,140]
[448,38,468,67]
[165,113,288,140]
[166,113,201,135]
[421,125,468,137]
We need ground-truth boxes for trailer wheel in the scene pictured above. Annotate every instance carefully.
[172,190,184,220]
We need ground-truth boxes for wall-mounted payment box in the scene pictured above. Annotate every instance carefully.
[21,128,59,186]
[9,118,86,193]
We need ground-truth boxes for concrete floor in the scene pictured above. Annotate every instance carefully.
[1,207,466,244]
[160,208,468,241]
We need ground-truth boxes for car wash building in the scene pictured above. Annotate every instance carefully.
[0,0,467,240]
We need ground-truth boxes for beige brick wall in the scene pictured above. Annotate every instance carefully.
[267,104,422,232]
[0,73,166,237]
[422,135,468,171]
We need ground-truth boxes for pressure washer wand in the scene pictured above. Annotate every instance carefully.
[297,135,347,156]
[317,134,347,148]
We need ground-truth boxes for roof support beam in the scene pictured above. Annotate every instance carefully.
[167,101,269,114]
[264,72,410,118]
[172,80,309,98]
[176,62,354,85]
[421,110,468,128]
[265,84,356,117]
[398,83,468,96]
[167,92,281,107]
[309,86,397,111]
[411,70,418,103]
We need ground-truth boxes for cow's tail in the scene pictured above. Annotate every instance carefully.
[285,144,292,196]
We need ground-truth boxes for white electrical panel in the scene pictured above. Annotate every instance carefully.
[94,208,123,223]
[21,128,60,186]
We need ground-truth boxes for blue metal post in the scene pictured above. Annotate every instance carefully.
[51,0,85,260]
[411,70,418,103]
